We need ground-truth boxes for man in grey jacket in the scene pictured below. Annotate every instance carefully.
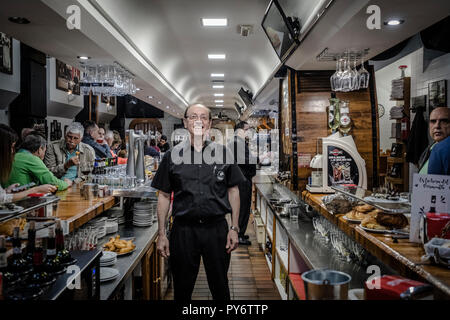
[44,122,95,183]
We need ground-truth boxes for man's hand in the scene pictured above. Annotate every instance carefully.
[64,179,73,187]
[157,234,170,258]
[65,156,80,169]
[226,229,239,254]
[33,184,57,194]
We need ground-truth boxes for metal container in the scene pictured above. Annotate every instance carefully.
[301,269,351,300]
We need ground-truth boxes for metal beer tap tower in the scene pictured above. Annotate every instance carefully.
[126,129,148,186]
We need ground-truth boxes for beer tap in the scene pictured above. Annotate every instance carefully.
[135,130,147,185]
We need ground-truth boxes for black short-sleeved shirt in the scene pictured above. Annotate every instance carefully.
[151,140,245,219]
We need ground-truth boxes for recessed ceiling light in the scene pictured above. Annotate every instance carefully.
[201,18,228,27]
[384,19,404,26]
[208,54,226,60]
[211,73,224,77]
[8,17,31,24]
[77,56,90,60]
[215,100,224,103]
[214,93,224,97]
[158,101,162,104]
[166,106,170,109]
[147,95,153,99]
[213,85,224,89]
[215,104,223,107]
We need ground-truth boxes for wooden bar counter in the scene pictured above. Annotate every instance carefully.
[303,191,450,298]
[53,184,116,232]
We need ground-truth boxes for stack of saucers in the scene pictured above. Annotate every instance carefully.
[100,267,119,283]
[87,217,107,238]
[100,251,117,267]
[108,207,125,225]
[133,202,153,227]
[106,218,119,234]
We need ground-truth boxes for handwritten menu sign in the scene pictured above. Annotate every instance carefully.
[410,174,450,243]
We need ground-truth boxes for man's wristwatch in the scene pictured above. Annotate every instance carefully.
[230,226,239,233]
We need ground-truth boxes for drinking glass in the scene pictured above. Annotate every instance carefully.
[331,58,344,91]
[340,54,353,92]
[358,53,370,89]
[350,54,360,91]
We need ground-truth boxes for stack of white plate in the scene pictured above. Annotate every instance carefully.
[87,217,107,238]
[100,267,119,283]
[100,251,117,267]
[133,202,153,227]
[108,207,125,225]
[106,218,119,234]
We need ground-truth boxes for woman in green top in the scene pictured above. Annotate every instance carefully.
[6,134,72,191]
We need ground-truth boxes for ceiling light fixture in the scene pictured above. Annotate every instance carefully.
[208,54,226,60]
[211,73,224,77]
[166,106,170,109]
[384,19,404,26]
[215,100,224,103]
[214,93,224,97]
[158,101,162,104]
[213,85,224,89]
[77,56,90,60]
[201,18,228,27]
[215,104,223,107]
[147,95,153,99]
[8,17,31,24]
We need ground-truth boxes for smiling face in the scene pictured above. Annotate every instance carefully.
[429,107,450,142]
[183,104,212,139]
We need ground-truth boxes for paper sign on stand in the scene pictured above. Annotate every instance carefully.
[410,174,450,243]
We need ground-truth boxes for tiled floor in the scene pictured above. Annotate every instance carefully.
[164,215,281,300]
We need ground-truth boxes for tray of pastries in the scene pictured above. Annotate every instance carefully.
[359,210,409,233]
[343,204,377,223]
[103,235,136,256]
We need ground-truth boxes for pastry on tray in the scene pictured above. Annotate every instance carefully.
[376,212,409,229]
[361,215,385,230]
[345,210,366,221]
[355,204,374,213]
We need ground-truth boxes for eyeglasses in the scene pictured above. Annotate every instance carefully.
[185,114,210,121]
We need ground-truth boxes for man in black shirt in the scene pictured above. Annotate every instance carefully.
[151,104,245,301]
[229,121,257,245]
[158,135,170,152]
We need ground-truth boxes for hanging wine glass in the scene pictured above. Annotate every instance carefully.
[358,52,370,89]
[340,52,352,92]
[330,58,339,91]
[350,53,360,91]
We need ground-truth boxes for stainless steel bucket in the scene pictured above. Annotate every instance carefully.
[301,269,351,300]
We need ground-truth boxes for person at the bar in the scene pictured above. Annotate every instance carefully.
[82,120,112,159]
[104,130,117,157]
[1,124,57,203]
[418,107,450,173]
[6,134,72,191]
[428,107,450,175]
[158,135,170,152]
[44,122,95,183]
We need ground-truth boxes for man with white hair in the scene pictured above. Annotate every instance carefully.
[44,122,95,183]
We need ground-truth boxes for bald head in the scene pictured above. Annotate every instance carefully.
[429,107,450,142]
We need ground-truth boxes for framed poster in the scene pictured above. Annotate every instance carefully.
[428,80,447,113]
[101,94,108,104]
[0,32,13,74]
[56,59,80,95]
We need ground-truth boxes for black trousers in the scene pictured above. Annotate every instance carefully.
[238,178,252,238]
[169,216,231,301]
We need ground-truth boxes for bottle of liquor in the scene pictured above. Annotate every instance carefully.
[328,98,340,132]
[0,235,21,292]
[55,221,71,264]
[24,221,36,266]
[429,195,436,213]
[8,227,32,275]
[50,121,55,141]
[27,244,54,288]
[43,228,63,275]
[339,100,352,135]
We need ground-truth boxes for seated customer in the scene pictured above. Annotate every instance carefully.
[7,134,72,191]
[1,124,56,203]
[428,136,450,175]
[44,122,95,183]
[82,121,112,159]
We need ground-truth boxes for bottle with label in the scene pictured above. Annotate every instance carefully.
[43,228,64,275]
[27,244,54,288]
[55,220,71,264]
[24,221,36,266]
[7,227,32,275]
[339,100,352,135]
[328,98,340,132]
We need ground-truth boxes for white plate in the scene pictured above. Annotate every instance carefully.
[100,267,119,282]
[133,222,152,227]
[342,216,362,224]
[358,225,390,234]
[363,196,409,204]
[100,251,117,261]
[100,259,117,267]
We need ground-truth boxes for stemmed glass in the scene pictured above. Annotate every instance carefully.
[330,58,343,91]
[340,52,353,92]
[350,54,360,91]
[358,52,370,89]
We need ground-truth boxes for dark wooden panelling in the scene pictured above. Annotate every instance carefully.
[297,70,335,93]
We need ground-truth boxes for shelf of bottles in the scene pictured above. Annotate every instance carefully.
[0,220,77,300]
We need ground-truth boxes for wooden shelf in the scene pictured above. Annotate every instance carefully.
[386,176,404,184]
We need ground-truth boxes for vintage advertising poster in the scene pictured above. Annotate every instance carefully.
[327,146,359,186]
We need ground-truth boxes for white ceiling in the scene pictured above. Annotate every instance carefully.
[0,0,449,119]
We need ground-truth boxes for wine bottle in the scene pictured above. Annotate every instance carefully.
[27,245,53,288]
[328,98,340,132]
[43,228,63,275]
[24,221,36,266]
[55,221,71,264]
[339,101,352,135]
[50,122,55,141]
[8,227,32,275]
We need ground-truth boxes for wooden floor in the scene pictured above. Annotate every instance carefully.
[164,215,281,300]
